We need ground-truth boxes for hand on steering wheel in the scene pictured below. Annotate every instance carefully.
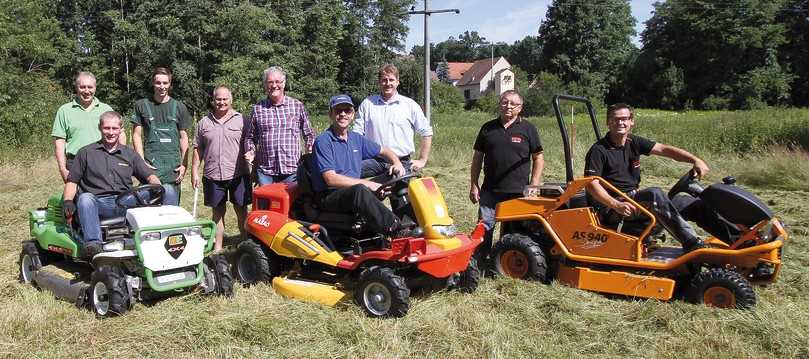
[668,169,699,199]
[116,184,165,208]
[374,172,419,200]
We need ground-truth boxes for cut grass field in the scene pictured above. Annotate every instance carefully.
[1,108,809,358]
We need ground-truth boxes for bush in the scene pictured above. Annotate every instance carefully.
[470,92,499,114]
[431,81,464,113]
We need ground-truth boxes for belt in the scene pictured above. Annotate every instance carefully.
[66,154,76,160]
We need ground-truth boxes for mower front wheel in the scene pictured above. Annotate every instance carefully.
[19,241,46,285]
[454,257,481,293]
[235,239,278,285]
[355,266,410,318]
[203,254,234,297]
[493,233,547,281]
[90,266,130,317]
[687,268,756,309]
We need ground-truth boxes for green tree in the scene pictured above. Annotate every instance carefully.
[639,0,791,109]
[0,0,72,152]
[436,60,450,83]
[538,0,636,103]
[777,0,809,106]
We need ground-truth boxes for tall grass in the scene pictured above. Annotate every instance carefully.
[1,109,809,357]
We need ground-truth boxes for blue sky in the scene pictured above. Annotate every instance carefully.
[404,1,656,52]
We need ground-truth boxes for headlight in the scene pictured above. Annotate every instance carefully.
[141,231,161,241]
[187,226,202,237]
[432,224,457,237]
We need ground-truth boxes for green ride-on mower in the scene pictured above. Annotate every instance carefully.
[20,184,233,317]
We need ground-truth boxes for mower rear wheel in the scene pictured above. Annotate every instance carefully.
[90,266,130,317]
[493,234,547,281]
[203,254,234,297]
[19,241,45,285]
[355,266,410,318]
[687,268,756,309]
[235,239,277,285]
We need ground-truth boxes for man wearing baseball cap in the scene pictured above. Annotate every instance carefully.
[309,94,410,237]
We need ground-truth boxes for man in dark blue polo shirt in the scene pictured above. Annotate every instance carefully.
[584,103,708,252]
[310,94,407,236]
[63,111,161,258]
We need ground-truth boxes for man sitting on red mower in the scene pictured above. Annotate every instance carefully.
[308,94,412,238]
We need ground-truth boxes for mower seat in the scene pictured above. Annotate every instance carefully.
[302,199,363,233]
[296,153,365,234]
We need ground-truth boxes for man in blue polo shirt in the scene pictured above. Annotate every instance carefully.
[310,94,408,236]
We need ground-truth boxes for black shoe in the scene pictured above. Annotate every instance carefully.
[391,227,414,239]
[83,241,103,260]
[682,240,706,253]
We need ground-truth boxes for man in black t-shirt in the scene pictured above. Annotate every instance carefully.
[584,103,708,252]
[63,111,161,259]
[470,90,544,261]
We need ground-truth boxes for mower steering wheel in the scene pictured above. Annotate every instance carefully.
[374,172,419,200]
[668,169,697,199]
[116,184,165,208]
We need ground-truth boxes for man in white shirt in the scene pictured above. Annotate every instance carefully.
[352,64,433,220]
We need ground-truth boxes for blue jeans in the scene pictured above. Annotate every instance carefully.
[477,191,523,260]
[76,192,132,244]
[162,183,180,206]
[360,157,412,179]
[256,171,296,186]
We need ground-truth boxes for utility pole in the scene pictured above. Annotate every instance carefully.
[408,1,459,122]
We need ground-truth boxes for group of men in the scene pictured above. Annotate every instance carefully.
[54,62,710,262]
[53,64,433,258]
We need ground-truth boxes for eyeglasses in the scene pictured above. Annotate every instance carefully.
[500,101,523,108]
[333,108,354,115]
[608,116,632,123]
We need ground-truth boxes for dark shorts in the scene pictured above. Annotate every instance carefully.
[203,176,252,207]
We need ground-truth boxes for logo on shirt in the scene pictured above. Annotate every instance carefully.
[510,136,522,143]
[632,160,641,168]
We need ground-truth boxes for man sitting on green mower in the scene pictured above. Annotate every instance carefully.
[584,103,707,253]
[62,111,161,259]
[309,94,412,237]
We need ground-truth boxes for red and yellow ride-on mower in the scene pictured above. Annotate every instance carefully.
[490,95,787,309]
[234,155,483,317]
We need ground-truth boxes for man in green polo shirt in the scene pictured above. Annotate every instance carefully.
[52,71,126,183]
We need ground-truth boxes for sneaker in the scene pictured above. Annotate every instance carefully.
[82,241,103,260]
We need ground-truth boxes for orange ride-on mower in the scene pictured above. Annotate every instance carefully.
[234,159,482,318]
[490,95,787,309]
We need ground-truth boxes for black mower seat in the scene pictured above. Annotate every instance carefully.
[302,200,361,232]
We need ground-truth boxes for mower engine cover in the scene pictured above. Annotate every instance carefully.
[700,183,773,227]
[126,205,196,230]
[126,206,207,272]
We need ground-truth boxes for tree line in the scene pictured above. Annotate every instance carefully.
[416,0,809,115]
[2,0,808,154]
[0,0,416,153]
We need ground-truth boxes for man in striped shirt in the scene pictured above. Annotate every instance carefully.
[244,66,315,185]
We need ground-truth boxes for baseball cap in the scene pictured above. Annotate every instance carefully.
[329,94,353,110]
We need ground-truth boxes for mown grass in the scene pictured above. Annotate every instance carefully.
[1,109,809,358]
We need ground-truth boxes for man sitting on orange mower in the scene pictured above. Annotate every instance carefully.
[584,103,707,253]
[309,94,412,238]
